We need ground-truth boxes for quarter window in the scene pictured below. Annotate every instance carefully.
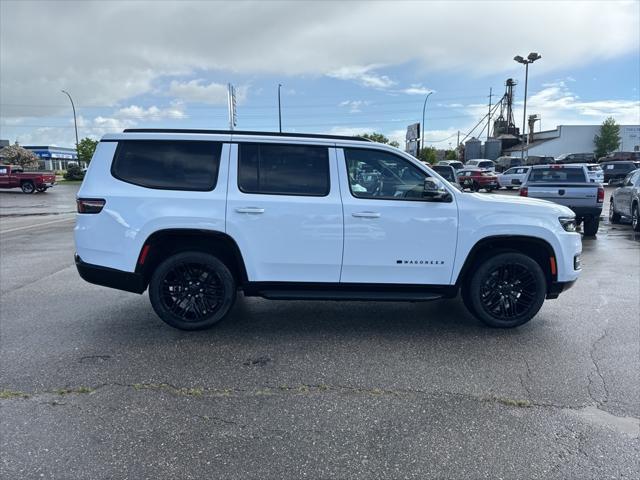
[344,148,429,200]
[238,144,330,196]
[112,140,221,191]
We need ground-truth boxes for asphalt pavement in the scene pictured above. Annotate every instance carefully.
[1,184,638,479]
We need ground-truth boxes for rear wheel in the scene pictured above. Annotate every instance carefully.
[632,204,640,232]
[583,216,600,236]
[462,252,546,328]
[609,199,621,224]
[148,251,236,330]
[21,181,35,194]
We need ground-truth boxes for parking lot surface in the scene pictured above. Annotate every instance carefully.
[1,185,638,479]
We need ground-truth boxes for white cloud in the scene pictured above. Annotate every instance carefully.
[327,66,396,89]
[338,100,370,113]
[116,104,186,120]
[400,84,434,96]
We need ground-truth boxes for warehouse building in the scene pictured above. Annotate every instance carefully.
[503,124,640,158]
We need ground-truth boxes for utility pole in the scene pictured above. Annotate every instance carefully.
[486,87,493,141]
[278,84,283,133]
[421,91,433,153]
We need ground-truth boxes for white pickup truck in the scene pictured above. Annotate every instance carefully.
[520,164,604,236]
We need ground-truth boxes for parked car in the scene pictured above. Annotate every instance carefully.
[601,161,638,184]
[75,129,581,330]
[524,155,555,167]
[599,151,640,163]
[494,156,523,173]
[432,164,463,190]
[520,164,604,236]
[582,164,604,183]
[0,164,56,193]
[609,169,640,231]
[555,153,596,164]
[465,159,496,171]
[436,160,464,170]
[497,166,531,189]
[457,168,499,192]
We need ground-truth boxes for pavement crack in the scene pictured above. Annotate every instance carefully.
[588,320,611,407]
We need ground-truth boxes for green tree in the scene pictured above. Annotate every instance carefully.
[77,137,99,165]
[0,142,40,169]
[418,146,437,164]
[594,117,621,159]
[361,132,400,148]
[445,149,458,160]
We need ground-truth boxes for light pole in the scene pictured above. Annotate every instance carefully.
[278,83,283,133]
[61,90,79,164]
[513,52,541,159]
[421,91,433,154]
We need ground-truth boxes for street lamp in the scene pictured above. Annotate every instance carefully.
[278,83,283,133]
[513,52,541,159]
[61,90,79,163]
[421,91,433,154]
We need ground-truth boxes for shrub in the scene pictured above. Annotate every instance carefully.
[64,164,85,181]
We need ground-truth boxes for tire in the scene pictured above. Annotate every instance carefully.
[462,252,547,328]
[609,200,621,224]
[632,204,640,232]
[148,251,236,330]
[36,186,48,193]
[21,181,35,194]
[472,182,480,192]
[583,216,600,236]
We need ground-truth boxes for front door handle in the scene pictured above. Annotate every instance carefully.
[235,207,265,214]
[352,211,381,218]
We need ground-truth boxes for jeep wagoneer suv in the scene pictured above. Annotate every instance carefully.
[75,130,582,330]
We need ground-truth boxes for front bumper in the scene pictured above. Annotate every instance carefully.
[75,254,146,294]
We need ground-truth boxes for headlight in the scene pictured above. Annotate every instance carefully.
[559,216,577,232]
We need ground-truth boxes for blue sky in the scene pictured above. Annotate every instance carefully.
[1,1,639,148]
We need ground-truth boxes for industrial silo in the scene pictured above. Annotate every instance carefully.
[464,137,482,162]
[484,139,502,160]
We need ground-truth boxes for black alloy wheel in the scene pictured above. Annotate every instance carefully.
[609,200,621,223]
[149,252,236,330]
[633,204,640,232]
[464,252,546,328]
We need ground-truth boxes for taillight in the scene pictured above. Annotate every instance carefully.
[597,187,604,203]
[520,187,528,197]
[77,198,105,214]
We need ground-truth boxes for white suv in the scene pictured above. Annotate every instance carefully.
[75,130,582,330]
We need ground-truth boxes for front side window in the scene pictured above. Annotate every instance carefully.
[238,143,330,196]
[112,140,221,191]
[344,148,440,200]
[0,167,7,175]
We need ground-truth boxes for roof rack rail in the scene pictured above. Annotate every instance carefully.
[122,128,371,142]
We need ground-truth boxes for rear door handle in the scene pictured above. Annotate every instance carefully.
[235,207,265,214]
[352,211,381,218]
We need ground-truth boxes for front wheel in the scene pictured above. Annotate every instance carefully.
[148,251,236,330]
[36,186,48,193]
[462,252,547,328]
[21,181,35,194]
[609,200,621,224]
[632,204,640,232]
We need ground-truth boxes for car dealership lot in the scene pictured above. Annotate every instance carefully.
[1,186,638,479]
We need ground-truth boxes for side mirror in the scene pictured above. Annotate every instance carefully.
[423,178,452,202]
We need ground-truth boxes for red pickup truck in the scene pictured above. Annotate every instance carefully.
[0,165,56,193]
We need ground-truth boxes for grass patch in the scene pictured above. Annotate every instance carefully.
[54,386,95,395]
[0,389,30,399]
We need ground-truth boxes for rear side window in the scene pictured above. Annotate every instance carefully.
[238,143,330,196]
[112,140,222,191]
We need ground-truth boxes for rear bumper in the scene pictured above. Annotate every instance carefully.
[570,206,603,219]
[75,254,146,294]
[546,279,576,299]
